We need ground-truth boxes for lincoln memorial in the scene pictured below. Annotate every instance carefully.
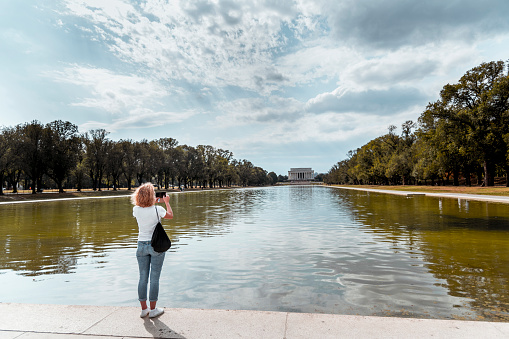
[288,168,315,181]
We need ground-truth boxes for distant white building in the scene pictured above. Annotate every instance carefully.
[288,168,315,181]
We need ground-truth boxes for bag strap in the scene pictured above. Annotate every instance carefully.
[154,205,160,222]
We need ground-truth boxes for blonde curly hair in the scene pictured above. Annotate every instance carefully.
[131,182,156,207]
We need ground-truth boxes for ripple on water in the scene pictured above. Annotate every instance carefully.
[1,186,509,321]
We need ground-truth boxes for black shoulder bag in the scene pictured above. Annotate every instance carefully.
[151,206,171,252]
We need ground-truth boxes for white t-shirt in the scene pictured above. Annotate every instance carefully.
[133,205,167,241]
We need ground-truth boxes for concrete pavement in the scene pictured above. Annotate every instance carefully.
[333,186,509,204]
[0,303,508,339]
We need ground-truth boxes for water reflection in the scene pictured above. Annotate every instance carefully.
[1,187,508,321]
[170,188,262,239]
[335,189,509,321]
[1,198,134,276]
[0,192,239,276]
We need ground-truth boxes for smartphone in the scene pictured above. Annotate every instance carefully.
[155,192,166,198]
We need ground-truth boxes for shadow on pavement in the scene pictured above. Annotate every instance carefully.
[143,317,186,339]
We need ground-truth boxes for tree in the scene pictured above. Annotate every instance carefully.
[0,120,277,192]
[105,141,124,190]
[411,134,441,185]
[277,174,288,182]
[157,137,178,189]
[197,145,214,188]
[237,159,254,186]
[250,167,269,186]
[0,127,8,195]
[196,145,232,188]
[418,107,480,186]
[120,139,136,190]
[0,126,26,194]
[429,61,509,186]
[325,160,352,184]
[184,145,203,188]
[134,140,151,185]
[267,171,278,184]
[215,149,233,187]
[148,140,165,188]
[226,158,240,187]
[385,121,416,185]
[172,146,186,187]
[43,120,80,193]
[172,145,203,188]
[85,129,110,191]
[19,121,47,194]
[73,135,88,192]
[351,130,400,185]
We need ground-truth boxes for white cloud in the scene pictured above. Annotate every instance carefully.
[341,43,480,91]
[48,65,168,113]
[276,41,360,87]
[219,111,393,155]
[57,0,495,100]
[305,86,427,116]
[80,108,199,132]
[59,0,325,92]
[324,0,509,49]
[215,96,304,126]
[46,65,198,131]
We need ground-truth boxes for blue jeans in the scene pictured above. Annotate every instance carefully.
[136,241,166,302]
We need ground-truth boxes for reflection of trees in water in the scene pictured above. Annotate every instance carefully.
[418,217,509,321]
[334,189,509,321]
[0,189,264,277]
[0,198,137,276]
[169,189,265,238]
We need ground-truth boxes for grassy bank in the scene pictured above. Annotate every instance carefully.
[0,186,244,203]
[0,189,133,202]
[331,184,509,196]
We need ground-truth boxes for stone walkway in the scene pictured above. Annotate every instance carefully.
[1,303,508,338]
[333,186,509,204]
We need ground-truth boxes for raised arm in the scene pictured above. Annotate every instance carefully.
[161,194,173,219]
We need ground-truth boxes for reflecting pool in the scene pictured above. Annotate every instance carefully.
[1,186,508,321]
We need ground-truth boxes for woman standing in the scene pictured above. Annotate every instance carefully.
[131,182,173,318]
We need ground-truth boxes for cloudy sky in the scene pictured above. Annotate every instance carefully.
[1,1,508,175]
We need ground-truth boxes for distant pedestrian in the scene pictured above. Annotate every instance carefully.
[131,182,173,318]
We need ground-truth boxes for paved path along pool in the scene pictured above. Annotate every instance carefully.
[0,303,508,338]
[333,186,509,204]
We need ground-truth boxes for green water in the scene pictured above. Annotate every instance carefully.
[0,186,508,321]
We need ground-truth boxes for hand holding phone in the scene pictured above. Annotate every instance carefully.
[155,191,166,203]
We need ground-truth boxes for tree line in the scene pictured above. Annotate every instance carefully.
[0,121,279,194]
[325,61,509,187]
